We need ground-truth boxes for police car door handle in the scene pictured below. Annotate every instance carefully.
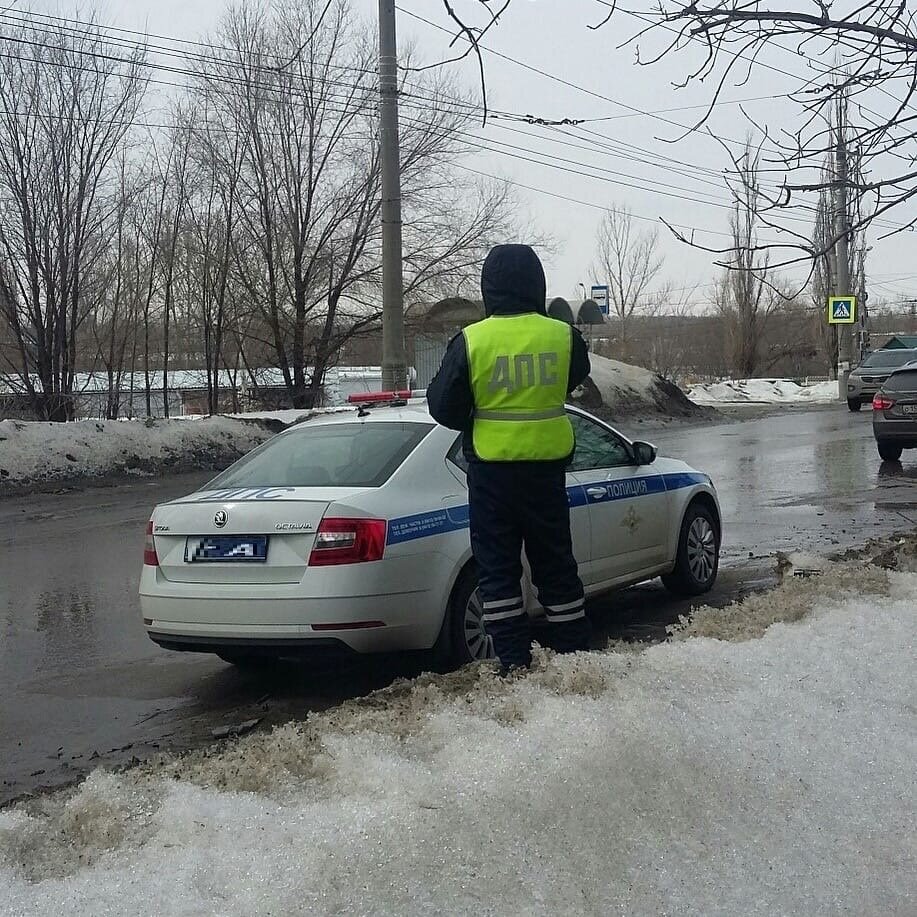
[586,487,606,499]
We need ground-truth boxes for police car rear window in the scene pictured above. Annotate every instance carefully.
[206,422,434,489]
[884,369,917,392]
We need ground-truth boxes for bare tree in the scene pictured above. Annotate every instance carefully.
[714,141,774,377]
[439,3,917,270]
[810,111,871,379]
[185,0,514,410]
[0,15,146,419]
[627,4,917,266]
[88,154,142,418]
[0,2,517,419]
[184,111,243,415]
[642,283,698,383]
[158,117,194,418]
[810,178,838,378]
[594,206,662,361]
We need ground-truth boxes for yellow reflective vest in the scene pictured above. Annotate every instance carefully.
[463,313,574,461]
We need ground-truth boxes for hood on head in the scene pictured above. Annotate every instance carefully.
[481,244,546,317]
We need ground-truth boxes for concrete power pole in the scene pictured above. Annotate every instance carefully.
[378,0,407,392]
[834,102,853,401]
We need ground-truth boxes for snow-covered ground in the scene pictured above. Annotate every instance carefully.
[0,415,280,489]
[688,378,839,405]
[1,561,913,916]
[174,408,333,424]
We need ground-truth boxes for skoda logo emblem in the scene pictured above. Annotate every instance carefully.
[214,510,228,528]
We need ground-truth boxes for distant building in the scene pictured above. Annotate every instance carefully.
[409,295,605,388]
[0,366,385,420]
[878,334,917,350]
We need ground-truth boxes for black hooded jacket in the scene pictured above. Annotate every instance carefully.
[426,244,590,462]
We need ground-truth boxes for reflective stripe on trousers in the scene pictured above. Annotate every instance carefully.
[482,597,525,623]
[543,596,585,623]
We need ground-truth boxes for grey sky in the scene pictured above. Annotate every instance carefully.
[35,1,917,307]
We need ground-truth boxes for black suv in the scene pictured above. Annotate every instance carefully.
[872,364,917,462]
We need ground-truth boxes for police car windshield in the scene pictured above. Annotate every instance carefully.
[205,422,433,489]
[861,349,917,368]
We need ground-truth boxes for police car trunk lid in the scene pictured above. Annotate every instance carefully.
[152,486,370,584]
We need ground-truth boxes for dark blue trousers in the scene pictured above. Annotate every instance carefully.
[467,462,590,668]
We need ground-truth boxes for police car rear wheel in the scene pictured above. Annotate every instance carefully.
[462,588,496,663]
[440,568,496,667]
[662,503,719,596]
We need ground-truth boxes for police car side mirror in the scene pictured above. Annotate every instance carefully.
[632,441,657,466]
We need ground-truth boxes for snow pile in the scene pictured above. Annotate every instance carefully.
[689,378,838,405]
[0,415,280,490]
[573,354,707,418]
[175,408,338,424]
[1,567,914,915]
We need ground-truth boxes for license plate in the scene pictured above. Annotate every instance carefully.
[185,535,269,563]
[902,404,917,415]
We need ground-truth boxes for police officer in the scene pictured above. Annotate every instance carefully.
[427,244,590,669]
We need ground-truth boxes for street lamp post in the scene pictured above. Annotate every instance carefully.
[378,0,407,391]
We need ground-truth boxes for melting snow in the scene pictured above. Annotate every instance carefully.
[1,570,914,915]
[0,416,277,488]
[688,379,839,405]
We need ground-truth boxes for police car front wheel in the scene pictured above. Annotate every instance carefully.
[662,503,719,596]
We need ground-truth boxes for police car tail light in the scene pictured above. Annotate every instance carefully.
[309,518,386,566]
[873,393,896,411]
[143,520,160,567]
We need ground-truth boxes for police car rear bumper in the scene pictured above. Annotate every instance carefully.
[147,630,355,657]
[140,583,443,655]
[143,613,433,654]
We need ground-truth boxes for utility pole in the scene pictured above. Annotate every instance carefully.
[834,98,852,401]
[857,251,869,363]
[827,238,839,380]
[378,0,407,391]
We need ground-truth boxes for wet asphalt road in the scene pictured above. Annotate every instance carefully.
[2,405,915,804]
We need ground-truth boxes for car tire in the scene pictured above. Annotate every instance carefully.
[216,652,276,668]
[847,398,862,412]
[662,502,720,597]
[877,442,903,462]
[435,566,495,668]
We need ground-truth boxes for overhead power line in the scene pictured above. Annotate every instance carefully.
[394,4,789,154]
[0,4,911,239]
[611,3,915,126]
[6,6,782,198]
[0,44,806,224]
[0,5,852,205]
[0,20,762,211]
[0,35,905,237]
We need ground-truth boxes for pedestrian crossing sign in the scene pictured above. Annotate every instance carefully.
[827,296,856,324]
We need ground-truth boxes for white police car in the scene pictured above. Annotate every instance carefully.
[140,393,721,666]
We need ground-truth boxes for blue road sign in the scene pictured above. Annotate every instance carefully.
[591,285,610,316]
[827,296,856,324]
